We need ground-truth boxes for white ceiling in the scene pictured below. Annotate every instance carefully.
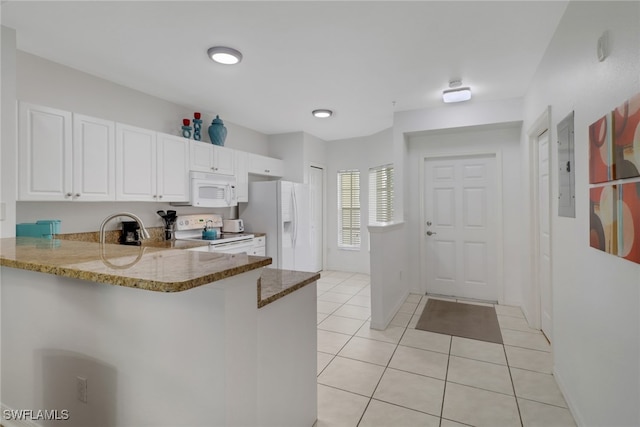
[1,1,569,141]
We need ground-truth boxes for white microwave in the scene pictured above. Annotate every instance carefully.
[177,171,237,207]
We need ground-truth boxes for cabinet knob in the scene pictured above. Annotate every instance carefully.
[153,195,157,199]
[65,193,72,198]
[265,169,270,173]
[158,195,163,199]
[75,193,80,198]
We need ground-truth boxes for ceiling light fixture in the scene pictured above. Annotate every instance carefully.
[207,46,243,65]
[442,79,471,103]
[312,109,333,118]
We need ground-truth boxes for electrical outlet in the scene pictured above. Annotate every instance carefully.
[77,376,87,403]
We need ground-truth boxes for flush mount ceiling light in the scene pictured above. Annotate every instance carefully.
[442,80,471,103]
[207,46,243,65]
[312,109,333,118]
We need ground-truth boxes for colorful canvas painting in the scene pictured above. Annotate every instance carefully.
[589,113,613,183]
[613,93,640,179]
[589,186,617,254]
[617,182,640,264]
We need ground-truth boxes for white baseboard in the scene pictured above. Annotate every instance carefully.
[553,367,584,427]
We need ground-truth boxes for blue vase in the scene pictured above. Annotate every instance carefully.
[208,115,227,146]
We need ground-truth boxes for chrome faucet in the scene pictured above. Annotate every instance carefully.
[99,212,150,244]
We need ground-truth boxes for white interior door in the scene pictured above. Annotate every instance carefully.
[424,155,498,301]
[537,130,553,342]
[309,166,324,272]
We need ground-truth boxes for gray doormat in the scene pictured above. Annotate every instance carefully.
[415,299,503,344]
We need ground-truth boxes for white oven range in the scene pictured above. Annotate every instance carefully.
[174,213,254,254]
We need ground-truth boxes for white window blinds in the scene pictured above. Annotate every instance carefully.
[368,164,394,224]
[337,169,361,248]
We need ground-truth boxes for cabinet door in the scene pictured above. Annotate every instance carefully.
[72,114,115,201]
[235,150,249,202]
[18,103,72,201]
[189,140,213,172]
[116,123,157,201]
[212,145,235,175]
[248,153,284,177]
[157,133,190,202]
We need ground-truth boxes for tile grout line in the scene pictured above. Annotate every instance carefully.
[503,336,525,427]
[356,294,422,426]
[438,333,453,427]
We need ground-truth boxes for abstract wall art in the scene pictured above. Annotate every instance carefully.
[589,185,617,254]
[589,113,613,183]
[613,93,640,179]
[617,182,640,264]
[588,91,640,265]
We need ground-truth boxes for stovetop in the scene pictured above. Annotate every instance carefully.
[175,231,254,245]
[173,213,253,245]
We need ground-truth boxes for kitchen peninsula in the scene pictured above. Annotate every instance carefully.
[0,237,318,427]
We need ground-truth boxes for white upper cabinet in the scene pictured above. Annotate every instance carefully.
[19,103,72,201]
[18,103,115,202]
[116,123,157,201]
[72,114,116,201]
[116,125,190,202]
[189,140,235,175]
[156,133,190,202]
[247,152,284,177]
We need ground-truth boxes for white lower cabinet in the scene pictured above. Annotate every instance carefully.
[251,235,266,256]
[18,103,115,201]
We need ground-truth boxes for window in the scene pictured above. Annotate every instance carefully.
[368,164,394,224]
[337,169,360,248]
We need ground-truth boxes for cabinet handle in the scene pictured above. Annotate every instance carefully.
[75,193,80,198]
[158,195,163,199]
[265,169,270,173]
[65,193,72,198]
[153,195,157,199]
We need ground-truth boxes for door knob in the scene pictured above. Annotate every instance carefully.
[426,231,437,236]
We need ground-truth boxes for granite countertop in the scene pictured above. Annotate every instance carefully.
[258,268,320,308]
[0,237,319,307]
[0,237,271,293]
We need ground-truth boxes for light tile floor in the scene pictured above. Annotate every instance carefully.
[315,271,577,427]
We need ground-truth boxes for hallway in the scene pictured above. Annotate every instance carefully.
[315,271,576,427]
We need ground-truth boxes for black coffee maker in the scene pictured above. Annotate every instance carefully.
[119,221,142,246]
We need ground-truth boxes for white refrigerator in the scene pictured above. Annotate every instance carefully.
[240,180,316,272]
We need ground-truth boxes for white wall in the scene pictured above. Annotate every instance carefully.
[407,123,523,304]
[325,128,392,273]
[1,26,17,238]
[268,132,305,182]
[10,51,270,233]
[520,2,640,426]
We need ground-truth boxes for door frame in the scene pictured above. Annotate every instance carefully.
[419,150,505,303]
[527,107,552,331]
[308,162,326,271]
